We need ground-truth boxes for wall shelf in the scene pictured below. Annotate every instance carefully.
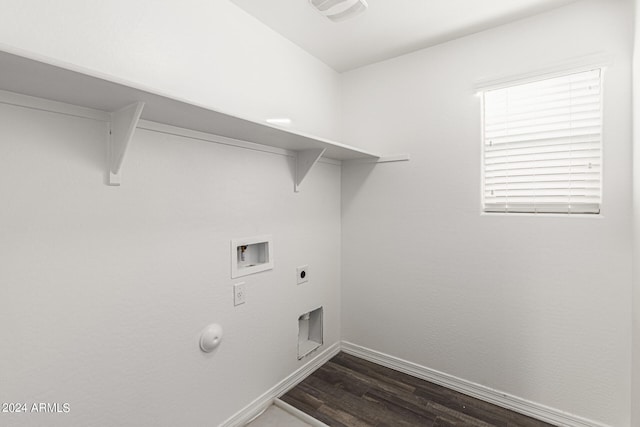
[0,47,395,188]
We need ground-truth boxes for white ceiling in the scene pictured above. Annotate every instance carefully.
[231,0,580,72]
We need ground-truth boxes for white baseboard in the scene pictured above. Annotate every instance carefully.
[220,341,613,427]
[341,341,611,427]
[219,342,340,427]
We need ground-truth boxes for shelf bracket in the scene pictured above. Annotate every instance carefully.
[294,148,326,192]
[108,102,145,186]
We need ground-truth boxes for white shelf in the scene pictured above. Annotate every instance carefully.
[0,47,412,188]
[0,47,381,162]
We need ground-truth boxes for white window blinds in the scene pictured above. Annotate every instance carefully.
[482,69,603,214]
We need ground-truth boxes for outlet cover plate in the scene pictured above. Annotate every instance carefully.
[297,265,309,285]
[234,282,246,306]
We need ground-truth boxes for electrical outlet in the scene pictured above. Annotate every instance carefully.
[297,265,309,285]
[233,282,246,306]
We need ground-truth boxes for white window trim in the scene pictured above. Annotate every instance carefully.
[474,52,613,93]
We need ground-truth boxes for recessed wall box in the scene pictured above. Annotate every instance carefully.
[298,307,323,359]
[231,235,273,278]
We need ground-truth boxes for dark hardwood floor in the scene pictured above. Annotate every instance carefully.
[280,352,555,427]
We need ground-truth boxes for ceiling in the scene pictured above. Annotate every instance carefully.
[231,0,580,72]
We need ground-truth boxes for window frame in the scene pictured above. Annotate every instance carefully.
[479,66,606,216]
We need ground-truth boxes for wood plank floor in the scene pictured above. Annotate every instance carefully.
[280,352,555,427]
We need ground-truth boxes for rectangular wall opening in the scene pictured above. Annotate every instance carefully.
[298,307,323,359]
[231,235,273,278]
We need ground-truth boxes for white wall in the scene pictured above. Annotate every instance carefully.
[1,0,635,425]
[341,1,633,425]
[0,101,342,426]
[0,0,341,140]
[0,2,344,425]
[632,0,640,425]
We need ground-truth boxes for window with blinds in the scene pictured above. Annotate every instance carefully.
[482,68,603,214]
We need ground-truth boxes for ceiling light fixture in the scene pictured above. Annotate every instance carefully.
[309,0,368,22]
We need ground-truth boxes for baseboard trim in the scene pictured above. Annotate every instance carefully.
[341,341,611,427]
[219,342,340,427]
[220,341,612,427]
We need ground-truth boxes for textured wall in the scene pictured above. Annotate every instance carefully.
[0,102,342,426]
[341,1,633,425]
[0,0,341,140]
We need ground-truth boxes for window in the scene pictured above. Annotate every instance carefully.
[481,69,603,214]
